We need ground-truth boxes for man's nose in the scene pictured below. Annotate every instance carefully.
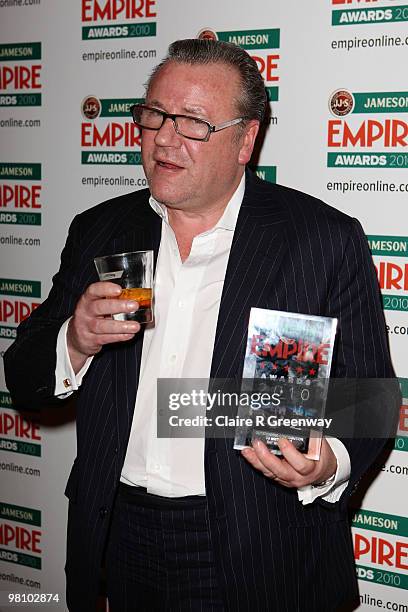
[154,117,180,146]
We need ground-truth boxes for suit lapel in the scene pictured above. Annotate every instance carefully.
[210,171,289,380]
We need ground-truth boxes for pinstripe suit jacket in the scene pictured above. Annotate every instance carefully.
[4,170,395,611]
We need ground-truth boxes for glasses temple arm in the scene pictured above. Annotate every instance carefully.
[212,117,244,132]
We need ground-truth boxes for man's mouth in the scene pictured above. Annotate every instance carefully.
[155,159,183,170]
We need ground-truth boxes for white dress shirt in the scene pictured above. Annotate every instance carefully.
[55,174,350,502]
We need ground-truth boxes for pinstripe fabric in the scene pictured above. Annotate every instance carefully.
[4,169,395,611]
[105,487,224,611]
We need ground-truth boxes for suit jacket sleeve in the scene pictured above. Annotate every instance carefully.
[323,216,400,504]
[4,214,86,407]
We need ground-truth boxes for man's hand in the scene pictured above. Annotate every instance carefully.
[67,281,141,373]
[241,437,337,488]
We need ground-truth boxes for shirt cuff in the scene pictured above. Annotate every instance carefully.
[297,438,351,505]
[54,317,93,397]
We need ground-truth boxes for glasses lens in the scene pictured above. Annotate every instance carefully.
[132,106,210,140]
[133,106,163,129]
[176,117,209,140]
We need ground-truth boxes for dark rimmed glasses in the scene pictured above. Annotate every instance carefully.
[130,103,245,142]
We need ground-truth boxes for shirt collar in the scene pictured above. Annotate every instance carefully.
[149,172,245,233]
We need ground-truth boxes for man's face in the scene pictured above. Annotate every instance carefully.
[141,61,258,213]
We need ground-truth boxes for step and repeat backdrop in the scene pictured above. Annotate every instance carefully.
[0,1,407,610]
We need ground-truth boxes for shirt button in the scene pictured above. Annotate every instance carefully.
[169,354,177,363]
[178,300,185,309]
[154,464,161,472]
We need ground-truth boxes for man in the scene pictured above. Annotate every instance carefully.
[4,39,395,611]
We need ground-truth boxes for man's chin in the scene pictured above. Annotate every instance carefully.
[149,181,185,207]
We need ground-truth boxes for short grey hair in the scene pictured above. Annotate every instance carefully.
[146,38,267,124]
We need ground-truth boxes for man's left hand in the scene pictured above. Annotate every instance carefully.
[241,437,337,488]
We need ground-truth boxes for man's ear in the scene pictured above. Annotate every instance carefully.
[238,120,260,165]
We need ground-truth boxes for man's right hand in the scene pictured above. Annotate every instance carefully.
[67,281,141,373]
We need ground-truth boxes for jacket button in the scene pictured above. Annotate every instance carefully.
[114,447,118,454]
[99,507,108,518]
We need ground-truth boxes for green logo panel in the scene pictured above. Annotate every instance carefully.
[0,326,17,340]
[0,392,12,408]
[0,164,41,180]
[217,29,280,50]
[82,22,156,40]
[0,43,41,62]
[332,6,408,26]
[0,212,41,225]
[0,279,41,297]
[100,98,144,117]
[356,564,408,591]
[327,153,408,169]
[367,235,408,257]
[352,509,408,537]
[0,548,41,570]
[399,378,408,400]
[353,92,408,114]
[394,436,408,452]
[381,294,408,312]
[266,87,279,102]
[255,166,277,184]
[0,438,41,457]
[0,94,41,107]
[82,151,142,165]
[0,503,41,527]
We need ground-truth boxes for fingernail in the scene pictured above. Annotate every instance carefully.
[278,438,288,449]
[126,323,139,331]
[127,301,138,309]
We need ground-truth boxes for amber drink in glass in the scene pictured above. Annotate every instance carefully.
[94,250,154,323]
